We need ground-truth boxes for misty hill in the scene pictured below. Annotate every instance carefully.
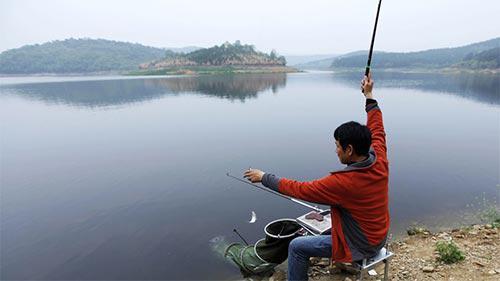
[330,38,500,70]
[140,41,287,70]
[285,54,337,66]
[294,51,369,70]
[0,38,169,74]
[165,46,203,54]
[454,47,500,69]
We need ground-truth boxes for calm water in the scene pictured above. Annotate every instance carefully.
[1,72,498,280]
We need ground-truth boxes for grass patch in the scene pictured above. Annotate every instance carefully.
[436,241,465,264]
[479,206,500,228]
[406,224,429,236]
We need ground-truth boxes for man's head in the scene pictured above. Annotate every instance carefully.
[334,121,372,164]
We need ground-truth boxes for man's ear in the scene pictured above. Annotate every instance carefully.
[346,144,354,156]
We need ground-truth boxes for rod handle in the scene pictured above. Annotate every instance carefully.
[362,66,370,93]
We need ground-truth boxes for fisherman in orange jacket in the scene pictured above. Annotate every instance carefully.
[244,74,389,281]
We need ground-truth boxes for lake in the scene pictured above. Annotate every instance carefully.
[0,72,498,280]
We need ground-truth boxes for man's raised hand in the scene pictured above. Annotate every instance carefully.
[361,73,374,99]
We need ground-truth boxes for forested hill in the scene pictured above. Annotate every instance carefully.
[140,41,286,70]
[454,47,500,69]
[330,37,500,70]
[0,39,166,74]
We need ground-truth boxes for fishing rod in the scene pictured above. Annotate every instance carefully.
[363,0,383,92]
[226,173,324,212]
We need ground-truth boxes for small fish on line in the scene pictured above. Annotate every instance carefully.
[249,211,257,223]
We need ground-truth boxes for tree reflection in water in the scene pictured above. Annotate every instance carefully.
[331,71,499,105]
[0,73,287,108]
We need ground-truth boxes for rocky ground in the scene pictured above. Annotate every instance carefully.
[266,224,499,281]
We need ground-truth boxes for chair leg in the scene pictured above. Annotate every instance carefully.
[383,259,389,281]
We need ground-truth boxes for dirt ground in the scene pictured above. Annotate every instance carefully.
[266,224,499,281]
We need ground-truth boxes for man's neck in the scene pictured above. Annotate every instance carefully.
[349,154,369,165]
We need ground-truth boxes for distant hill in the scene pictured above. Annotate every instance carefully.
[165,46,203,54]
[294,51,366,70]
[294,57,336,70]
[140,41,287,70]
[330,38,500,70]
[0,38,168,74]
[454,47,500,69]
[284,54,337,66]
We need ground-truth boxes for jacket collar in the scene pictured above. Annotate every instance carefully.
[330,148,376,174]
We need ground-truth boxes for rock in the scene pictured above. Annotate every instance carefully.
[487,229,498,234]
[368,269,378,276]
[344,277,353,281]
[495,268,500,274]
[423,266,435,273]
[319,269,329,274]
[402,270,410,275]
[309,257,321,265]
[487,270,497,275]
[473,261,486,267]
[407,226,428,236]
[438,232,449,238]
[315,258,331,266]
[455,234,465,238]
[269,269,286,281]
[472,225,481,230]
[485,224,493,229]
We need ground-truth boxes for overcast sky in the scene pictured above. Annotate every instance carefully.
[1,0,499,55]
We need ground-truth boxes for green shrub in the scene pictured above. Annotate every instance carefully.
[406,225,429,236]
[480,206,500,228]
[435,241,465,264]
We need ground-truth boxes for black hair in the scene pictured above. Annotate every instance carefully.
[333,121,372,156]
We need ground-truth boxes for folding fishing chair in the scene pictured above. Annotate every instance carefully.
[351,247,394,281]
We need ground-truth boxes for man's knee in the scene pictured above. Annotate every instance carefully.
[288,236,307,257]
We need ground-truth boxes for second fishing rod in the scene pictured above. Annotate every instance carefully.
[226,173,325,213]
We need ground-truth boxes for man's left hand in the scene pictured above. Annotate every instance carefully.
[244,169,265,183]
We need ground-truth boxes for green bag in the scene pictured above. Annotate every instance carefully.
[224,219,302,276]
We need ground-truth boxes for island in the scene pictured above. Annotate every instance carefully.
[130,41,297,75]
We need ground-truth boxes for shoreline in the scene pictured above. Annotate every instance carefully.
[127,65,299,76]
[264,223,499,281]
[1,67,497,77]
[328,67,500,75]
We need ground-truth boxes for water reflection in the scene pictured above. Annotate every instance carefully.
[1,71,498,280]
[331,71,499,105]
[145,74,286,101]
[0,74,287,107]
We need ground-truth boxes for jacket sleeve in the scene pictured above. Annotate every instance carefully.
[277,175,347,206]
[366,99,387,156]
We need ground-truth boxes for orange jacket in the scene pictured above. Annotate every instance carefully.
[278,100,389,262]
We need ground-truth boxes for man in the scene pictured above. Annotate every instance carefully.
[244,74,389,281]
